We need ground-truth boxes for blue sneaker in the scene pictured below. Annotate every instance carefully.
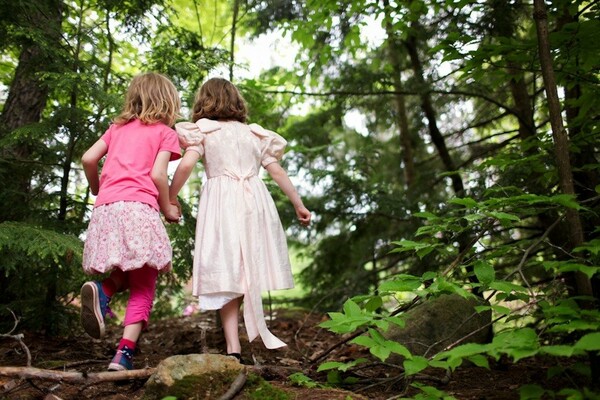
[108,346,134,371]
[80,281,111,339]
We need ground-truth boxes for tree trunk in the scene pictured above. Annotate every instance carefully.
[404,33,464,196]
[536,2,600,383]
[532,0,592,299]
[556,5,600,233]
[382,0,415,187]
[0,0,64,222]
[229,0,240,81]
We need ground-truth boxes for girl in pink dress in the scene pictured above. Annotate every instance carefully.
[80,72,181,371]
[169,77,311,358]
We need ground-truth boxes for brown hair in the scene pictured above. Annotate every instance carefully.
[114,72,181,127]
[191,77,248,123]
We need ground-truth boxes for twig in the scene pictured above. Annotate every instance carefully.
[1,309,32,367]
[441,227,489,277]
[4,308,19,335]
[0,366,156,383]
[509,216,563,298]
[485,215,564,305]
[309,329,367,364]
[217,370,247,400]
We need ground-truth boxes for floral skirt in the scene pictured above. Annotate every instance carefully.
[83,201,172,274]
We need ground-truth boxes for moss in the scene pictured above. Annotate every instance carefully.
[143,370,289,400]
[242,373,289,400]
[143,370,237,400]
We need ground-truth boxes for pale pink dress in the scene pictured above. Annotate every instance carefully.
[176,118,294,349]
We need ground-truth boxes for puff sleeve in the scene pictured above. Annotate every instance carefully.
[175,122,205,156]
[249,123,287,168]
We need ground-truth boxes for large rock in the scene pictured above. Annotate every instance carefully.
[383,293,492,362]
[143,354,244,400]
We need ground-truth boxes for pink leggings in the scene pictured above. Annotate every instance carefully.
[106,266,159,328]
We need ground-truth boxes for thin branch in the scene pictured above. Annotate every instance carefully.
[0,367,155,383]
[218,370,247,400]
[1,309,31,367]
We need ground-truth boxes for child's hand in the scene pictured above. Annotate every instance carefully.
[170,199,182,215]
[296,206,311,227]
[164,203,181,223]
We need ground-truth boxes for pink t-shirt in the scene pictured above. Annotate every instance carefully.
[94,119,181,210]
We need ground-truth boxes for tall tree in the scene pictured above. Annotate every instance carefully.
[0,0,64,222]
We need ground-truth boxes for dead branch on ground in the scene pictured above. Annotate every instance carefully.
[1,308,32,366]
[0,366,155,384]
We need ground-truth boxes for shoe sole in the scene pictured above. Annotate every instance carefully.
[80,282,105,339]
[108,363,128,371]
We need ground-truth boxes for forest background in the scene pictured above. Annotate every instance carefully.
[0,0,599,398]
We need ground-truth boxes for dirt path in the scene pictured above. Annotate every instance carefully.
[0,309,577,399]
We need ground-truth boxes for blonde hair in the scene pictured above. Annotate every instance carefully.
[114,72,181,127]
[191,77,248,123]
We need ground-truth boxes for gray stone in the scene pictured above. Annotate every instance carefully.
[383,293,492,362]
[143,354,244,400]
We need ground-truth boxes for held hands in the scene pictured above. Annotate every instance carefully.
[163,200,182,223]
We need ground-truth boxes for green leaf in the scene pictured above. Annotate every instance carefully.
[379,275,422,292]
[389,240,440,259]
[411,382,457,399]
[489,304,511,315]
[549,194,581,210]
[519,384,546,400]
[403,356,429,376]
[489,280,529,295]
[448,197,478,208]
[387,341,412,359]
[343,299,363,317]
[436,343,489,361]
[370,345,391,361]
[317,358,368,372]
[473,260,495,285]
[539,345,576,357]
[488,211,520,222]
[364,296,383,312]
[544,260,600,278]
[317,362,345,372]
[574,333,600,351]
[289,373,319,388]
[414,211,438,219]
[351,335,376,348]
[467,354,489,369]
[385,315,406,328]
[573,239,600,256]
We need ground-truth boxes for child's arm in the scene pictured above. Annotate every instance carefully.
[265,162,311,226]
[81,139,108,195]
[169,150,201,203]
[151,150,180,222]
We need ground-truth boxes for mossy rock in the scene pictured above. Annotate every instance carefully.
[143,354,244,400]
[383,293,492,362]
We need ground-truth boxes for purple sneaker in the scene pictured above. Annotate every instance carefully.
[80,281,111,339]
[108,346,134,371]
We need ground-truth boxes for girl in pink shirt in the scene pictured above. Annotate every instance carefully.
[79,72,181,371]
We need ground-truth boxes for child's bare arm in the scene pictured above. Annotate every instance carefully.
[151,150,179,222]
[265,162,311,226]
[81,139,108,195]
[169,150,201,203]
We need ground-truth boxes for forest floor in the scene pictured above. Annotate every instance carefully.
[0,308,585,400]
